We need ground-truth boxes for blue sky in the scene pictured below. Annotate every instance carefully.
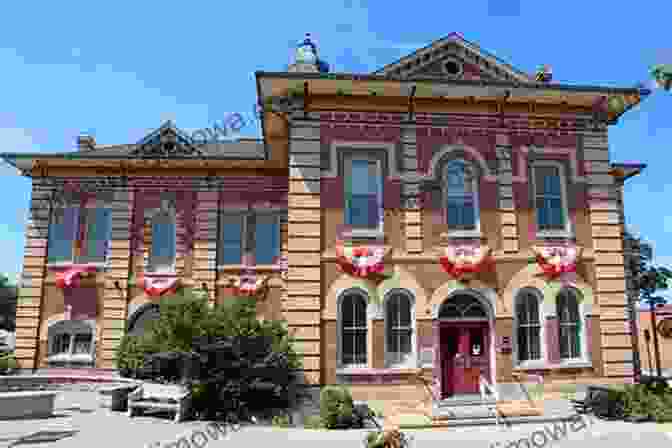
[0,1,670,303]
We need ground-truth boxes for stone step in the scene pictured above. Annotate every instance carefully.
[433,404,497,420]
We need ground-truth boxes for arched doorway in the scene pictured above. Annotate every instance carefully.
[437,292,492,398]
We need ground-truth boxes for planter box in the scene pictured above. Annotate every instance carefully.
[0,391,58,419]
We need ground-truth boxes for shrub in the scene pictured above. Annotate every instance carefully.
[115,290,302,421]
[622,384,672,422]
[271,413,291,427]
[303,414,324,429]
[320,385,354,429]
[0,351,18,373]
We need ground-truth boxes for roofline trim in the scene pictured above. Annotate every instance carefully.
[255,71,649,95]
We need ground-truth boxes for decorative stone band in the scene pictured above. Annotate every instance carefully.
[335,241,390,279]
[438,245,492,280]
[532,245,582,280]
[55,265,98,289]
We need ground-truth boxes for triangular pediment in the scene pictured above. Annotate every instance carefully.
[129,121,205,158]
[373,32,532,83]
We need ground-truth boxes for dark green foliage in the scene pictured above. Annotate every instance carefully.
[320,385,354,429]
[0,351,18,373]
[622,383,672,422]
[114,289,301,421]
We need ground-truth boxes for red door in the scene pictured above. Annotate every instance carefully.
[441,323,489,397]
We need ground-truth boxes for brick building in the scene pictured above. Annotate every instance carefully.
[1,33,649,409]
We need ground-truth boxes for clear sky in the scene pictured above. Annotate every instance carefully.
[0,0,670,303]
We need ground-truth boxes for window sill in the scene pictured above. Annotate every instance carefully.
[341,229,385,241]
[47,354,94,364]
[336,367,422,376]
[444,231,482,239]
[536,231,574,240]
[46,262,108,270]
[217,264,283,272]
[514,360,593,371]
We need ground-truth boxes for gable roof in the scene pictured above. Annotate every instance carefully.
[372,32,533,82]
[1,121,266,170]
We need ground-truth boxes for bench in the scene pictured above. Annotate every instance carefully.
[0,391,59,419]
[127,382,192,422]
[98,383,140,412]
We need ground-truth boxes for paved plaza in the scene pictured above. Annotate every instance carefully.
[0,387,671,448]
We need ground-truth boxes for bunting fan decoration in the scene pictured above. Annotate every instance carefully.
[439,245,492,280]
[532,245,582,279]
[335,241,387,278]
[143,276,180,297]
[55,265,97,289]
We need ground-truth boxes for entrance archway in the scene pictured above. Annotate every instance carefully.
[437,292,494,398]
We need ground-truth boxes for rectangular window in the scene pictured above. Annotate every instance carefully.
[48,207,78,263]
[220,214,244,265]
[149,211,176,272]
[51,334,71,355]
[254,214,280,265]
[80,208,112,264]
[48,206,111,264]
[72,334,92,355]
[534,165,566,232]
[345,156,382,230]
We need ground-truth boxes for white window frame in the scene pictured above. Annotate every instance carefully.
[344,153,384,238]
[47,320,96,365]
[383,289,416,368]
[556,287,586,363]
[442,158,481,238]
[531,160,573,239]
[147,199,177,274]
[47,201,112,268]
[217,207,285,267]
[337,288,369,369]
[512,287,545,367]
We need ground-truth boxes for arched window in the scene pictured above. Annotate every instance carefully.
[385,290,415,367]
[127,304,161,337]
[149,200,176,272]
[442,159,479,233]
[47,320,95,366]
[557,288,581,360]
[339,290,368,367]
[515,289,542,362]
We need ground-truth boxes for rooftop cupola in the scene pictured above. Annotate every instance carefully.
[288,33,330,73]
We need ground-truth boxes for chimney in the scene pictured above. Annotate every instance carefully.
[77,134,96,151]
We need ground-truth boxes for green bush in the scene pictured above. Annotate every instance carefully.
[272,413,291,427]
[115,289,302,421]
[0,351,18,373]
[303,414,324,429]
[622,384,672,422]
[320,385,354,429]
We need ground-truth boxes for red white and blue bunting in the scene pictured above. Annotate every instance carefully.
[55,265,98,289]
[335,241,388,279]
[439,245,492,280]
[532,245,582,280]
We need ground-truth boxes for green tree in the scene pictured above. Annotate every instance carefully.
[626,230,672,377]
